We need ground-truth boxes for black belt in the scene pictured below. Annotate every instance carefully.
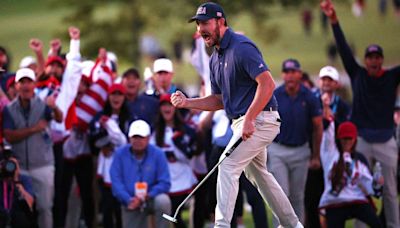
[231,107,278,120]
[275,142,305,148]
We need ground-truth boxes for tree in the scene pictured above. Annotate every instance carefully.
[53,0,319,64]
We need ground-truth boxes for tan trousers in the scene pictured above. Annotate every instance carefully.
[214,111,300,228]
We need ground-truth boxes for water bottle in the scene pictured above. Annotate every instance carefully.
[373,161,383,198]
[143,67,155,95]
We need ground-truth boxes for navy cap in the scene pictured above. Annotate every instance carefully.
[188,2,226,23]
[364,44,383,57]
[282,59,301,72]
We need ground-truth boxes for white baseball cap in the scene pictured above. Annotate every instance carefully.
[153,58,173,73]
[15,68,36,82]
[128,120,151,137]
[319,66,339,81]
[19,56,37,68]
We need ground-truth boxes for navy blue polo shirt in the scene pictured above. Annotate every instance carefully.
[127,93,159,127]
[274,84,322,146]
[209,28,277,119]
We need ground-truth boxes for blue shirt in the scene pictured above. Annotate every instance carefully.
[209,28,277,119]
[0,175,34,214]
[127,93,159,127]
[274,84,322,146]
[110,144,171,206]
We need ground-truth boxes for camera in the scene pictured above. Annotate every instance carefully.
[0,146,17,179]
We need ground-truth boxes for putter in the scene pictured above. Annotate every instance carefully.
[162,137,243,223]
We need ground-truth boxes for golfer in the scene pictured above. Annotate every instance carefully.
[171,2,303,228]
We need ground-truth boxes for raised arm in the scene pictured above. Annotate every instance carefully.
[171,90,224,111]
[29,39,44,78]
[320,0,361,77]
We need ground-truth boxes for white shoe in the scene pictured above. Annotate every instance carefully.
[277,221,304,228]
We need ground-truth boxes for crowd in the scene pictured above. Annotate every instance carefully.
[0,0,399,228]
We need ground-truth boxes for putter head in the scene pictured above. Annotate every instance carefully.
[162,213,177,223]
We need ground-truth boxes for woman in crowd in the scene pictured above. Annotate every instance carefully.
[319,120,382,228]
[152,94,198,228]
[90,83,131,228]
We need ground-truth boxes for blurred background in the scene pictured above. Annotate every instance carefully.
[1,0,400,96]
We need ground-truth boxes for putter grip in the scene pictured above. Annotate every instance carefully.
[225,138,243,156]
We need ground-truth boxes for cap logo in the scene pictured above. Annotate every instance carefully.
[196,6,206,15]
[369,46,378,52]
[216,12,222,17]
[285,62,295,68]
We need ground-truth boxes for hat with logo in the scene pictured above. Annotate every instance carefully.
[153,58,173,73]
[319,66,339,81]
[364,44,383,57]
[15,68,36,82]
[128,120,151,138]
[282,59,301,72]
[188,2,226,23]
[337,121,358,139]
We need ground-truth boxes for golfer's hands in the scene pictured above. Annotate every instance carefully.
[242,117,255,141]
[171,91,187,108]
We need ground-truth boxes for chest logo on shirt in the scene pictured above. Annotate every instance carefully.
[225,62,228,68]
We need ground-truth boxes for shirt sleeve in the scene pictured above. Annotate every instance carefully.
[332,23,362,78]
[2,106,15,130]
[19,174,35,197]
[308,91,323,118]
[148,148,171,197]
[236,42,269,79]
[110,150,132,206]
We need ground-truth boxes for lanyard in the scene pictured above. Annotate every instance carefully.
[3,181,14,213]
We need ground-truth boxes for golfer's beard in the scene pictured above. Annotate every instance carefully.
[207,23,221,47]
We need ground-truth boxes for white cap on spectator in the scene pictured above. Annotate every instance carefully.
[15,68,35,82]
[128,120,151,137]
[319,66,339,81]
[153,58,173,73]
[19,56,37,69]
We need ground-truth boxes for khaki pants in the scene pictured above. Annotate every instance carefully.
[268,142,311,226]
[214,111,299,228]
[355,137,399,228]
[21,165,55,228]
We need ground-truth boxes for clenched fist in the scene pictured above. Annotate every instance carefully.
[171,91,187,108]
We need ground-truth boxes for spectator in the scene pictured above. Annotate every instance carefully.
[319,121,382,228]
[120,68,159,126]
[0,153,36,227]
[152,94,198,228]
[302,8,313,36]
[268,59,323,226]
[110,120,171,228]
[3,68,63,228]
[90,83,131,228]
[321,1,400,227]
[305,66,351,227]
[0,46,13,93]
[152,58,179,96]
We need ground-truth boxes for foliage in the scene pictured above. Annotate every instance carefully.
[52,0,321,64]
